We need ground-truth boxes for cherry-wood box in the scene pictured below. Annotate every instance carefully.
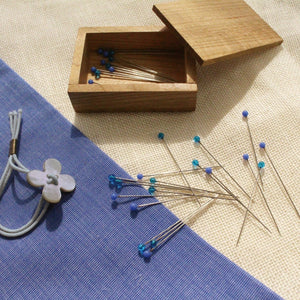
[68,0,282,113]
[68,26,197,112]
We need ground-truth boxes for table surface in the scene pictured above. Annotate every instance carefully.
[1,1,299,299]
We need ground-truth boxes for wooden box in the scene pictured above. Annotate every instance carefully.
[68,0,282,113]
[68,26,197,112]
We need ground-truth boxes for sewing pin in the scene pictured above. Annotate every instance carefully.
[194,160,271,233]
[113,190,233,201]
[236,154,264,245]
[158,132,202,206]
[193,136,252,199]
[95,48,177,83]
[109,175,233,199]
[90,66,171,83]
[130,196,196,212]
[136,166,220,180]
[114,58,176,82]
[103,65,174,83]
[130,192,236,212]
[242,154,280,234]
[259,142,300,218]
[97,48,177,82]
[110,60,175,82]
[89,73,165,83]
[242,110,264,188]
[138,198,215,258]
[110,175,197,192]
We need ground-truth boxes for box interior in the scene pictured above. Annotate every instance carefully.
[79,31,194,85]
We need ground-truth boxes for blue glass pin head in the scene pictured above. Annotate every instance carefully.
[137,173,143,180]
[242,110,249,118]
[108,66,115,73]
[242,153,249,161]
[148,186,156,195]
[192,159,199,169]
[109,180,115,189]
[193,136,200,143]
[259,142,266,149]
[108,175,116,188]
[108,174,116,181]
[130,203,138,212]
[115,179,123,192]
[149,177,156,184]
[138,243,145,252]
[205,167,212,174]
[150,240,157,248]
[142,250,152,259]
[111,193,118,201]
[158,132,164,140]
[95,69,101,79]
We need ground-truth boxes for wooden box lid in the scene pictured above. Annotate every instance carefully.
[153,0,283,66]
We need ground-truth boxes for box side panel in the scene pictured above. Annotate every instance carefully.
[69,28,88,84]
[68,90,197,112]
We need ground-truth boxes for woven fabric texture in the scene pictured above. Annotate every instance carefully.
[0,0,299,299]
[0,60,282,299]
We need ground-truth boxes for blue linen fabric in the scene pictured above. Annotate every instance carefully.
[0,59,282,300]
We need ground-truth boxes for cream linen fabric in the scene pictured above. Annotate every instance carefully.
[0,0,299,299]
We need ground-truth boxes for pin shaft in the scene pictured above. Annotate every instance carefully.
[199,142,251,199]
[160,137,202,207]
[245,119,264,188]
[264,149,300,218]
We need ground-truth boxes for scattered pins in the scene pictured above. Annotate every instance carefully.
[243,155,281,234]
[109,175,235,211]
[108,125,297,257]
[242,111,264,188]
[119,192,235,213]
[138,199,215,259]
[158,132,201,206]
[109,174,229,195]
[193,134,272,233]
[193,135,252,200]
[259,142,300,218]
[236,154,277,244]
[236,154,260,245]
[193,160,271,233]
[136,165,221,181]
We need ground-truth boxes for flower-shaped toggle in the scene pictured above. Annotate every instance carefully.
[27,158,76,203]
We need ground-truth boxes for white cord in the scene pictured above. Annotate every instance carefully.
[0,109,49,238]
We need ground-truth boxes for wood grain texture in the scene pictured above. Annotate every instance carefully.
[69,28,87,85]
[68,26,197,112]
[153,0,283,66]
[68,87,197,112]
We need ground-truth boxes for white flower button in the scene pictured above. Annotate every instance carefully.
[27,158,76,203]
